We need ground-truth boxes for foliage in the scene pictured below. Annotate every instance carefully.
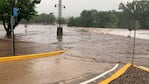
[119,0,149,29]
[95,11,118,28]
[27,13,56,25]
[56,17,67,25]
[80,10,98,27]
[68,0,149,29]
[0,0,40,35]
[68,10,118,28]
[67,17,75,26]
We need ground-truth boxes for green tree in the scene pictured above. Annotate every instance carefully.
[56,17,66,25]
[80,10,98,27]
[95,11,118,28]
[49,13,56,25]
[68,17,75,26]
[119,0,149,29]
[0,0,40,35]
[116,12,129,28]
[67,10,118,28]
[32,13,56,24]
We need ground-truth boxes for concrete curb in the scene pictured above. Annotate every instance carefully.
[80,64,119,84]
[134,65,149,72]
[99,63,131,84]
[0,50,66,62]
[99,63,149,84]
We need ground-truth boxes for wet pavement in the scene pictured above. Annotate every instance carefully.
[0,25,149,83]
[0,55,113,84]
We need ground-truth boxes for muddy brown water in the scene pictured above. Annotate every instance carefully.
[0,25,149,67]
[0,25,149,83]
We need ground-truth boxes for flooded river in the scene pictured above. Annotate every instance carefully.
[0,25,149,65]
[0,25,149,83]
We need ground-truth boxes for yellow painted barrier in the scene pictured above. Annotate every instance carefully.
[99,63,132,84]
[0,50,66,62]
[134,65,149,72]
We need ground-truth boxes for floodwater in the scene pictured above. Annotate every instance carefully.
[0,25,114,84]
[0,25,149,83]
[0,56,112,84]
[0,24,149,66]
[89,28,149,40]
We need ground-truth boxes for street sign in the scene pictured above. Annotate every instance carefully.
[13,8,18,17]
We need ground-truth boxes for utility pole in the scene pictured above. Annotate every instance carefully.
[132,29,136,66]
[11,0,16,56]
[132,20,138,66]
[131,0,137,66]
[58,0,62,28]
[10,0,40,56]
[55,0,65,41]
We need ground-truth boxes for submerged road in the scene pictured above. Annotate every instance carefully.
[0,54,113,84]
[0,25,149,83]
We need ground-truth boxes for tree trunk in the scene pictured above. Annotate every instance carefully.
[5,19,12,36]
[6,30,11,36]
[1,14,11,36]
[1,14,18,36]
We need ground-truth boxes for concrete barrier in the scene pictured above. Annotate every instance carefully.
[99,63,149,84]
[99,63,132,84]
[0,50,66,62]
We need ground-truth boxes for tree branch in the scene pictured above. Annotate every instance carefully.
[1,14,8,31]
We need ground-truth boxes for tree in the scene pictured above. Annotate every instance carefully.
[80,10,98,27]
[22,13,56,25]
[119,0,149,29]
[68,17,75,26]
[95,11,118,28]
[67,10,119,28]
[0,0,40,35]
[49,13,56,25]
[56,17,66,25]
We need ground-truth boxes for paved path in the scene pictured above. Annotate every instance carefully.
[0,54,113,84]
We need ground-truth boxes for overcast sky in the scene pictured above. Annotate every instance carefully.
[36,0,133,17]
